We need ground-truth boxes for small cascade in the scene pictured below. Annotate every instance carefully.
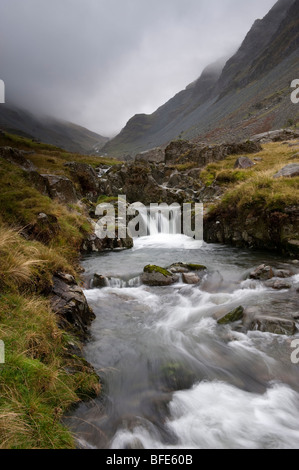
[140,207,182,236]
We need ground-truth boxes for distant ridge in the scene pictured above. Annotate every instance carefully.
[0,105,109,154]
[103,0,299,158]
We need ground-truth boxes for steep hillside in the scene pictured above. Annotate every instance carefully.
[0,105,109,154]
[103,0,299,157]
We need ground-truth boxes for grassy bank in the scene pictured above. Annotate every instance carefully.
[0,134,107,448]
[203,141,299,253]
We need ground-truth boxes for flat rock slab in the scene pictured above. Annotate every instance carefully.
[249,315,297,336]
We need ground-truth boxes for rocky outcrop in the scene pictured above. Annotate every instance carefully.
[0,146,36,171]
[81,231,133,253]
[135,148,165,164]
[164,140,261,167]
[41,174,78,204]
[50,272,95,338]
[273,164,299,179]
[251,129,299,144]
[64,162,99,201]
[204,206,299,255]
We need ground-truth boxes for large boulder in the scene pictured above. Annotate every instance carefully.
[64,162,99,200]
[0,146,36,171]
[141,265,179,286]
[273,164,299,179]
[50,272,95,338]
[41,174,77,204]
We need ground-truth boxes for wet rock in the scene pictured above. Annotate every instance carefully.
[168,262,207,273]
[249,265,274,280]
[182,273,200,284]
[273,164,299,179]
[0,146,36,171]
[273,269,293,278]
[41,174,78,204]
[50,272,95,338]
[265,279,292,290]
[141,265,179,287]
[234,156,255,169]
[249,316,297,336]
[217,306,244,325]
[93,274,108,288]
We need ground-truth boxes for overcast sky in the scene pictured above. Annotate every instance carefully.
[0,0,277,136]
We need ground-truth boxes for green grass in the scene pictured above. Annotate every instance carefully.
[0,132,104,448]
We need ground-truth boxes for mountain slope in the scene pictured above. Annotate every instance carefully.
[103,0,299,157]
[0,105,109,154]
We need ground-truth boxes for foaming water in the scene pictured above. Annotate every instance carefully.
[112,383,299,449]
[67,235,299,449]
[133,233,203,251]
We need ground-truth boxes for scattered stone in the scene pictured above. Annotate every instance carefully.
[217,306,244,325]
[41,174,78,204]
[50,273,95,338]
[249,264,274,280]
[273,164,299,179]
[141,265,179,287]
[234,157,255,169]
[254,157,263,162]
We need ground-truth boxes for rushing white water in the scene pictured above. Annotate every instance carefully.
[67,232,299,449]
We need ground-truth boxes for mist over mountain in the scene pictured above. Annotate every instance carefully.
[0,105,109,154]
[103,0,299,157]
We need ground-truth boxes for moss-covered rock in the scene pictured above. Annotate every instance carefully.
[217,306,244,325]
[141,265,179,286]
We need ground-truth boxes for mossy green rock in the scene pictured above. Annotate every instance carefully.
[218,306,244,325]
[142,265,178,286]
[144,265,172,277]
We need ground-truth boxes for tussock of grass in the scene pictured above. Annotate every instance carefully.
[0,228,100,449]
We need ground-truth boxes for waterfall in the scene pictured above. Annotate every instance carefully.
[140,206,182,236]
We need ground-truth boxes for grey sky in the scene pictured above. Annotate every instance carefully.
[0,0,277,136]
